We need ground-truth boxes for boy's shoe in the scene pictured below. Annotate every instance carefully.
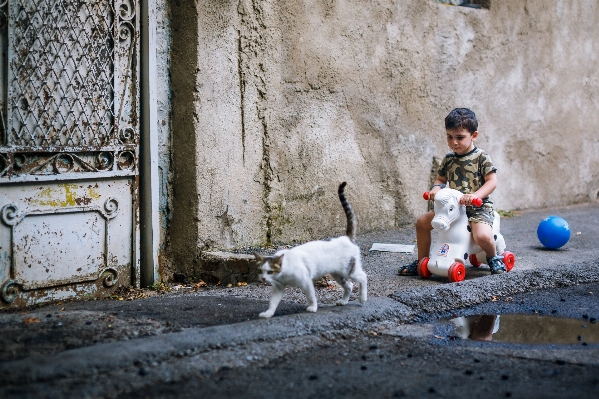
[487,256,507,274]
[398,259,419,276]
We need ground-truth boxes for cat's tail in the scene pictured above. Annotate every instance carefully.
[338,182,356,243]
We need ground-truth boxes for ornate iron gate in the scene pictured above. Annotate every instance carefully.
[0,0,140,307]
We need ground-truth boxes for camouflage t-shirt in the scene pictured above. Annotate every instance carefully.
[438,147,497,204]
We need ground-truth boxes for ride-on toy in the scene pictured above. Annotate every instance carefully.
[419,188,515,282]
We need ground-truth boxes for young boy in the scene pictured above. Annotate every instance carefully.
[398,108,507,276]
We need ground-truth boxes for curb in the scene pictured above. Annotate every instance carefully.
[197,251,259,285]
[390,260,599,315]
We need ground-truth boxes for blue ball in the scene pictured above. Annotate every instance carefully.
[537,216,570,249]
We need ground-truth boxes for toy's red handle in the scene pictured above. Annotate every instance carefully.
[423,191,483,207]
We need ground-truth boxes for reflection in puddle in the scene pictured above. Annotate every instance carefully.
[448,314,599,344]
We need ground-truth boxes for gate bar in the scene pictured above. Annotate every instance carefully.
[140,0,159,286]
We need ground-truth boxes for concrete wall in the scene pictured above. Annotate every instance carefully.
[156,0,173,274]
[167,0,599,277]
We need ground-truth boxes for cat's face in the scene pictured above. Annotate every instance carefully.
[254,253,284,284]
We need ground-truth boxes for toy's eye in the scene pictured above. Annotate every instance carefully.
[449,206,454,212]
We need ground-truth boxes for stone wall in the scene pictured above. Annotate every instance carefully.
[167,0,599,277]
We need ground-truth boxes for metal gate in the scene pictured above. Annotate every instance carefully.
[0,0,140,307]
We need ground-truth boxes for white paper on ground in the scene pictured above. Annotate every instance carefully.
[369,243,415,253]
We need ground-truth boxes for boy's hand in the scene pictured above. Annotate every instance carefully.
[460,194,477,206]
[460,194,482,206]
[428,186,442,201]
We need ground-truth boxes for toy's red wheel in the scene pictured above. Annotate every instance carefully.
[469,254,482,267]
[503,251,515,272]
[418,257,431,279]
[448,262,466,283]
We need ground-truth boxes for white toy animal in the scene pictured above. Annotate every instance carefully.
[418,188,515,282]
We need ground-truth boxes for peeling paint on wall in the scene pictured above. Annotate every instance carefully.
[28,184,102,208]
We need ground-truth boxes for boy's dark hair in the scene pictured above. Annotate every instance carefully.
[445,108,478,133]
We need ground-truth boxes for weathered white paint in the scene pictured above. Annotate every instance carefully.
[0,0,142,306]
[1,180,134,304]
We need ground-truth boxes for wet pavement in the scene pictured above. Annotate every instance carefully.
[0,202,598,398]
[446,313,599,345]
[430,279,599,345]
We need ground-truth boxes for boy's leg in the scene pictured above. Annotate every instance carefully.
[471,221,506,274]
[416,211,435,259]
[399,212,435,275]
[471,221,495,257]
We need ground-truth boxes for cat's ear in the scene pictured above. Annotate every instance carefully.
[271,254,284,272]
[254,253,264,263]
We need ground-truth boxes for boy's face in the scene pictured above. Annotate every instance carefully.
[446,128,477,155]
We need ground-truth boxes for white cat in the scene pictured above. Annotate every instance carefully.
[254,182,368,318]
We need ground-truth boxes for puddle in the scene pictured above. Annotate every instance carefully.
[448,314,599,345]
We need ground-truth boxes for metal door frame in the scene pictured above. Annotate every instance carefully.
[0,0,159,300]
[140,0,159,287]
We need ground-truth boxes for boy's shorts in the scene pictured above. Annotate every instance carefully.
[466,204,494,227]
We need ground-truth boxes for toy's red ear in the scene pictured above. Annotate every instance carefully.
[423,192,430,200]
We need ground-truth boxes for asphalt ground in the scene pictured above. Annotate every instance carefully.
[4,283,599,399]
[116,280,599,399]
[0,202,598,398]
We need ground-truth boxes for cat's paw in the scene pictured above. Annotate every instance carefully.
[336,299,348,306]
[306,305,318,313]
[259,310,274,318]
[359,294,367,304]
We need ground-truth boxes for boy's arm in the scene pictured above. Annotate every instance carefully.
[461,172,497,205]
